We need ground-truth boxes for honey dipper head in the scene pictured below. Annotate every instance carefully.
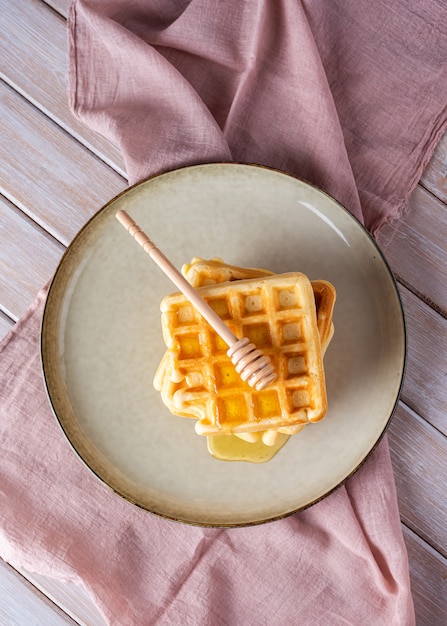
[227,337,277,390]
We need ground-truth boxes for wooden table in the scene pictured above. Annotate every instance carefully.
[1,1,446,623]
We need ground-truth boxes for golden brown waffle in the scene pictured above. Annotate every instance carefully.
[154,258,336,445]
[155,272,328,437]
[181,258,335,353]
[181,257,273,286]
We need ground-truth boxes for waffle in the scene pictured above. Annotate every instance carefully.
[181,258,335,353]
[154,259,336,444]
[181,257,273,287]
[155,271,329,438]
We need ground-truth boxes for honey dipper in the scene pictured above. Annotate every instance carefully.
[115,210,277,390]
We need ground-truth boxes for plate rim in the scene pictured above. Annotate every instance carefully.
[40,162,407,528]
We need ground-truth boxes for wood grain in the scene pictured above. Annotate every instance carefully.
[420,131,447,204]
[389,402,447,558]
[0,195,64,321]
[0,81,126,245]
[402,526,447,626]
[398,285,447,436]
[379,186,447,316]
[0,310,14,341]
[44,0,71,19]
[1,0,126,175]
[0,559,76,625]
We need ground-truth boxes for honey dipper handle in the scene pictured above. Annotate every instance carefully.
[115,210,237,347]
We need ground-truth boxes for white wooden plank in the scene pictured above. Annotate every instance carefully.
[18,568,108,626]
[0,559,76,626]
[379,185,447,315]
[389,402,447,558]
[1,0,126,176]
[398,285,447,436]
[0,195,64,321]
[43,0,71,19]
[402,526,447,626]
[0,81,126,245]
[0,311,14,342]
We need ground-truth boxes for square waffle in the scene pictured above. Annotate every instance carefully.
[156,271,328,437]
[181,258,335,353]
[154,258,336,441]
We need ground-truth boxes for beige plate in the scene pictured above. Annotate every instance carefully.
[41,163,406,527]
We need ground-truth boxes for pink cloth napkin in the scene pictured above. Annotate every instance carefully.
[2,0,447,622]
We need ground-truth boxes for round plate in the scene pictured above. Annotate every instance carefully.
[41,163,406,527]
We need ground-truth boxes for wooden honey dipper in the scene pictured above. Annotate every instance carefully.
[115,210,277,391]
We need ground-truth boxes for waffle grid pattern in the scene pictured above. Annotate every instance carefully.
[159,273,327,436]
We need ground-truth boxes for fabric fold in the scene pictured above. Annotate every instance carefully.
[69,1,233,183]
[0,288,412,622]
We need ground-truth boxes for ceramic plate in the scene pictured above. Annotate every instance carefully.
[41,163,406,527]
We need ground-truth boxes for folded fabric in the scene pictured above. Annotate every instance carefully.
[68,0,447,234]
[0,285,411,624]
[3,0,447,623]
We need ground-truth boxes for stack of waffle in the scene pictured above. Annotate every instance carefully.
[154,258,336,451]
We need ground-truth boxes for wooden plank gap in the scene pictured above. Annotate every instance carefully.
[0,309,16,332]
[0,185,67,247]
[396,274,447,320]
[419,178,447,206]
[402,521,447,567]
[401,524,447,625]
[403,523,447,565]
[0,323,14,343]
[0,79,127,246]
[0,558,79,625]
[42,0,71,21]
[0,76,128,181]
[0,191,67,253]
[0,304,19,324]
[16,567,109,626]
[397,397,447,442]
[418,130,447,205]
[40,0,70,21]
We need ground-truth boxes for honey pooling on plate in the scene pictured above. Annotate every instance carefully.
[153,258,336,463]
